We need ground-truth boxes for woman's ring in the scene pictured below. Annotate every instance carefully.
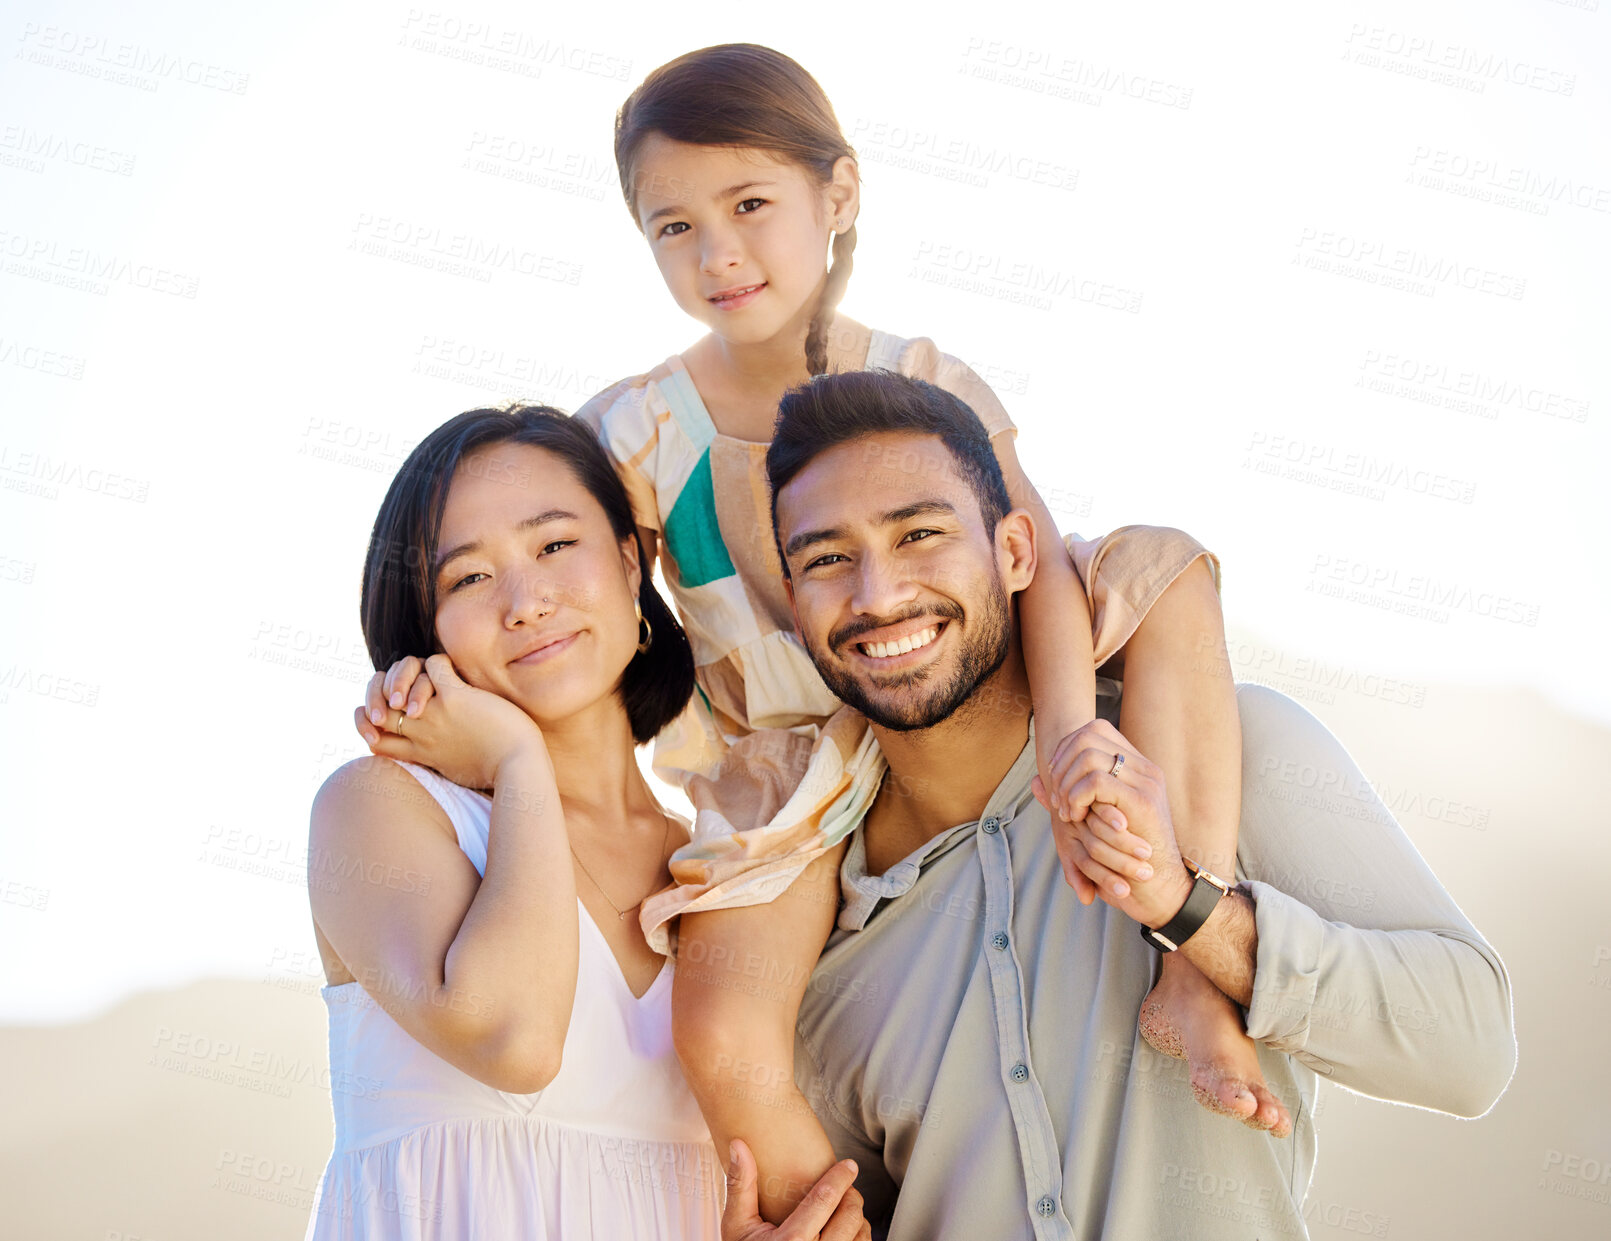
[393,711,408,735]
[1109,752,1125,776]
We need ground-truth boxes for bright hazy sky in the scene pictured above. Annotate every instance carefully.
[2,0,1606,1021]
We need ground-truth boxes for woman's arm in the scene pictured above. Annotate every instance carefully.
[313,658,581,1093]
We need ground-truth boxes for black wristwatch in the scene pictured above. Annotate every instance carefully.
[1139,858,1231,952]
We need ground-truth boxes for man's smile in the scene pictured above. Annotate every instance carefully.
[847,619,949,667]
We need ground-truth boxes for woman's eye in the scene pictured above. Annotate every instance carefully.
[658,221,689,238]
[735,198,767,214]
[449,572,487,592]
[541,539,576,555]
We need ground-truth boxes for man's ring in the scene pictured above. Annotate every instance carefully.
[394,711,407,735]
[1109,752,1126,776]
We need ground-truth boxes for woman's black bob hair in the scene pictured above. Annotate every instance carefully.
[358,404,695,745]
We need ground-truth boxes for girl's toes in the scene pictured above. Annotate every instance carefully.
[1252,1084,1293,1138]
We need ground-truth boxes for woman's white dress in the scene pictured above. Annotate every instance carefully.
[305,761,723,1239]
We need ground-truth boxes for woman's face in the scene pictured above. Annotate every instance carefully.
[431,442,642,728]
[631,135,849,347]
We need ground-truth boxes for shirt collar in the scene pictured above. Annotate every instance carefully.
[837,718,1041,931]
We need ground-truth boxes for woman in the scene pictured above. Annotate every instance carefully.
[303,404,749,1238]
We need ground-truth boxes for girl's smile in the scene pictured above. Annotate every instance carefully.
[706,281,767,310]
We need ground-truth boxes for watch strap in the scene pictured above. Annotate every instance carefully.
[1139,859,1230,952]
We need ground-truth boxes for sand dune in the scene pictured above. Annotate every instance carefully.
[5,675,1606,1240]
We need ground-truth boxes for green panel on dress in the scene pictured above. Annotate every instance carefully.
[664,450,736,589]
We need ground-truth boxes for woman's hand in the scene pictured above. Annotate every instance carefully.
[354,654,544,790]
[722,1140,870,1241]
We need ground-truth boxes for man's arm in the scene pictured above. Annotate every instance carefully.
[1049,688,1516,1118]
[1224,683,1515,1116]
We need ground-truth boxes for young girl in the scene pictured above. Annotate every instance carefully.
[588,41,1296,1218]
[367,42,1291,1224]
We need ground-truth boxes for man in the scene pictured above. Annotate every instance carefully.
[723,370,1515,1240]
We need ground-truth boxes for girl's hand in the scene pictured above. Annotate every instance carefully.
[1032,720,1166,910]
[361,654,437,731]
[354,654,545,791]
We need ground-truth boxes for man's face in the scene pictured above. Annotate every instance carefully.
[775,431,1017,732]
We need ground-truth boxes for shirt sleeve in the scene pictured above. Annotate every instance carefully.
[1234,684,1517,1118]
[796,1024,898,1227]
[892,337,1016,440]
[575,376,665,535]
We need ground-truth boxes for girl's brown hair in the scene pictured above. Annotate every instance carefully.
[614,43,857,377]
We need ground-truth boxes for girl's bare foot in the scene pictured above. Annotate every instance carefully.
[1138,953,1292,1137]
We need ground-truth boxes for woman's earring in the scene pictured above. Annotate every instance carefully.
[634,599,653,654]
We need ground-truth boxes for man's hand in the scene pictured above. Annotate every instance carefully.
[722,1139,871,1241]
[1033,719,1196,930]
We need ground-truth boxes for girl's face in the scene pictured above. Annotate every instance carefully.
[432,442,643,729]
[632,135,855,348]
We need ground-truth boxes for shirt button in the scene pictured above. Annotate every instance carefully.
[991,932,1009,951]
[1010,1062,1029,1082]
[982,817,1000,834]
[1036,1195,1056,1217]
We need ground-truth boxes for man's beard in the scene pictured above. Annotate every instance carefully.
[805,579,1013,732]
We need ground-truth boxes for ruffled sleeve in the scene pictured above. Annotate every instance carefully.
[576,376,666,536]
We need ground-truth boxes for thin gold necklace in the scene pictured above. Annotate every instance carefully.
[571,808,676,921]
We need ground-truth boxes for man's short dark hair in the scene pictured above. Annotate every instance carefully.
[765,370,1013,574]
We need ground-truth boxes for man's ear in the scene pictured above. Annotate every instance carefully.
[996,509,1038,596]
[782,572,804,641]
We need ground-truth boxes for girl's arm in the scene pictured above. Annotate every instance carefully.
[672,842,848,1226]
[989,434,1102,900]
[992,437,1240,901]
[314,656,580,1093]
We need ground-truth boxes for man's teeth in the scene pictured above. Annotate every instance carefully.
[860,626,940,659]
